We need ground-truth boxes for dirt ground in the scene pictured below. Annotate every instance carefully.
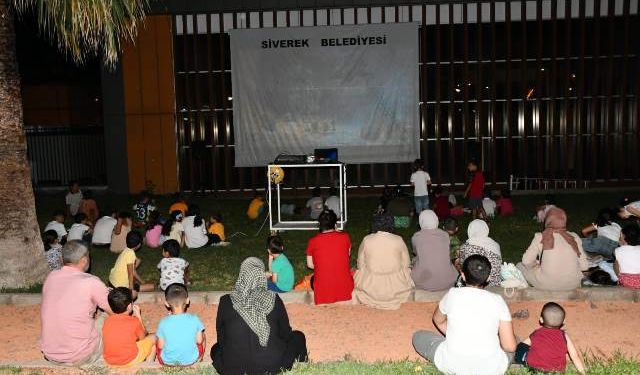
[1,301,639,365]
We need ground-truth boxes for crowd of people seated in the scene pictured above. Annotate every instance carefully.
[37,174,640,374]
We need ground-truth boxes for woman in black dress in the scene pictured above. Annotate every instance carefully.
[211,257,308,375]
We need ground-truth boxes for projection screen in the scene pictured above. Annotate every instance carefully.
[230,23,419,167]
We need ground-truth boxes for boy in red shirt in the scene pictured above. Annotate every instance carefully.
[464,160,486,219]
[103,287,156,367]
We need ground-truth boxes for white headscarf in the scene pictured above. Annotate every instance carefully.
[466,219,501,256]
[419,210,439,230]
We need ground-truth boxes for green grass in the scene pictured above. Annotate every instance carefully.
[16,189,638,293]
[1,353,639,374]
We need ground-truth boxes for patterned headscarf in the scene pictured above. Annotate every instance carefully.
[466,219,501,256]
[541,208,580,256]
[230,257,276,347]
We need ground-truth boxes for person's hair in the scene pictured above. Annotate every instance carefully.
[172,192,184,202]
[139,190,151,201]
[595,208,615,227]
[467,160,478,168]
[254,191,263,199]
[68,180,79,189]
[328,187,337,196]
[188,204,204,227]
[413,158,424,170]
[82,189,93,199]
[619,196,632,209]
[43,230,58,251]
[442,216,458,232]
[461,254,492,287]
[500,188,511,199]
[311,187,321,197]
[74,212,87,224]
[126,231,143,248]
[162,239,181,257]
[541,302,566,328]
[589,270,617,286]
[622,224,640,246]
[62,240,89,264]
[433,186,443,195]
[211,212,223,223]
[165,283,189,308]
[484,188,492,198]
[118,211,132,219]
[544,194,556,205]
[372,213,394,233]
[162,210,183,236]
[146,210,161,231]
[108,287,133,314]
[267,235,284,254]
[52,209,65,218]
[318,209,338,232]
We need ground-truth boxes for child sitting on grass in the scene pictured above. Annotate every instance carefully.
[247,193,265,220]
[306,187,325,220]
[144,211,163,249]
[515,302,586,374]
[132,191,156,228]
[161,210,185,247]
[156,283,206,366]
[496,188,514,216]
[44,210,67,243]
[158,240,190,291]
[208,212,229,246]
[265,235,295,293]
[43,229,63,271]
[109,231,155,299]
[432,186,451,220]
[67,212,93,242]
[102,287,156,367]
[443,217,461,263]
[482,189,497,218]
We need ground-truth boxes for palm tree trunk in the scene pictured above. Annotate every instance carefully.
[0,0,48,288]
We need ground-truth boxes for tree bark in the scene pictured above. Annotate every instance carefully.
[0,0,49,288]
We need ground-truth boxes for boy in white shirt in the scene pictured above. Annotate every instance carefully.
[44,210,67,242]
[412,254,517,375]
[92,209,118,246]
[67,213,93,242]
[324,187,341,217]
[65,181,83,217]
[306,187,324,220]
[482,190,497,218]
[410,159,431,215]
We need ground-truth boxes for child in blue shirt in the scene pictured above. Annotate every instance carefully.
[265,235,295,293]
[156,283,206,366]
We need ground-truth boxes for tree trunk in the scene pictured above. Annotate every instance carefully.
[0,0,49,288]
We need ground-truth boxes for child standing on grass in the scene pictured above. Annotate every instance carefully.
[65,180,83,217]
[158,240,190,291]
[109,231,155,299]
[442,217,461,262]
[464,160,486,219]
[144,211,163,249]
[156,283,206,366]
[410,159,432,215]
[247,193,265,220]
[515,302,586,374]
[132,191,156,228]
[44,210,67,243]
[43,229,63,271]
[67,213,93,242]
[102,287,156,367]
[265,235,295,293]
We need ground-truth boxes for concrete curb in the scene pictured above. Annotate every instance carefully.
[1,287,638,306]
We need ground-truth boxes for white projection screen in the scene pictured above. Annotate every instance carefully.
[230,23,419,167]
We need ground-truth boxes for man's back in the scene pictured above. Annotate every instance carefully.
[41,267,109,364]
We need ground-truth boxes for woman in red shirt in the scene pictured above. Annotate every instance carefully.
[306,210,354,305]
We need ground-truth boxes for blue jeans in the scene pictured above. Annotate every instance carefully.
[414,195,430,214]
[267,279,286,293]
[581,237,618,259]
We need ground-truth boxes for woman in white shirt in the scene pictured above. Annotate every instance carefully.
[615,224,640,289]
[183,205,218,249]
[581,208,621,259]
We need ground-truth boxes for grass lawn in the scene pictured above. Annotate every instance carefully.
[20,189,638,292]
[1,354,638,374]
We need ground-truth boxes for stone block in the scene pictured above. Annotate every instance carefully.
[11,293,42,305]
[205,291,227,305]
[278,291,312,305]
[520,288,585,301]
[584,287,636,302]
[413,289,446,302]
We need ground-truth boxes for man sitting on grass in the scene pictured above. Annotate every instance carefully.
[41,241,112,366]
[412,254,517,375]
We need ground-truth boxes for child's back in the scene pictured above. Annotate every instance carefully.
[157,312,204,365]
[158,257,189,291]
[526,326,568,372]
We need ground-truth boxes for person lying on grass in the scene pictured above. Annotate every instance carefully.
[102,287,156,367]
[412,254,517,375]
[109,231,155,300]
[514,302,586,374]
[156,283,206,366]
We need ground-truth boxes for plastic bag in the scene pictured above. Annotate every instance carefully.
[500,262,529,289]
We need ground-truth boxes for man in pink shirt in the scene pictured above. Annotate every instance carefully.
[41,240,112,365]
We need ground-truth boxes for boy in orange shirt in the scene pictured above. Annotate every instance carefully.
[102,287,156,366]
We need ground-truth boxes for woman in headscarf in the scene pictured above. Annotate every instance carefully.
[211,257,308,375]
[458,219,503,286]
[354,213,414,310]
[517,208,589,291]
[411,210,459,291]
